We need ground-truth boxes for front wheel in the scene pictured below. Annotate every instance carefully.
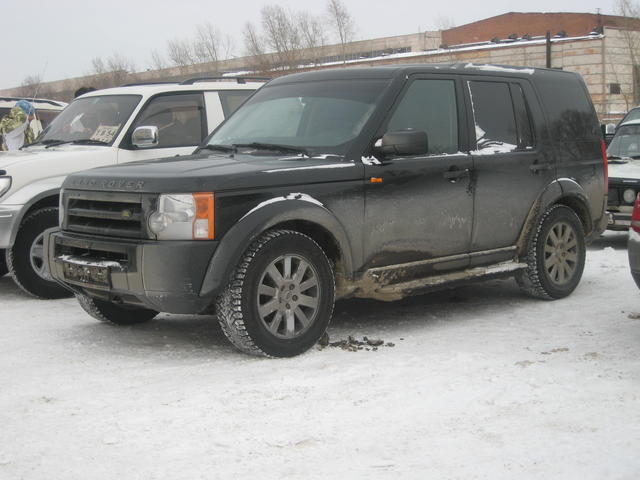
[517,204,586,299]
[216,229,335,357]
[7,208,71,299]
[76,294,158,325]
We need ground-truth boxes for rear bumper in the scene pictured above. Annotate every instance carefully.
[45,228,219,313]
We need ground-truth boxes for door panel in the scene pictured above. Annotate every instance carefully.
[363,77,473,270]
[467,78,554,264]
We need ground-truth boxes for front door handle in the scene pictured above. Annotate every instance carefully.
[443,167,470,182]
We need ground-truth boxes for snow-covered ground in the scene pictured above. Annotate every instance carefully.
[1,232,639,479]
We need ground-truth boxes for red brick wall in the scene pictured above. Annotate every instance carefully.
[442,12,640,45]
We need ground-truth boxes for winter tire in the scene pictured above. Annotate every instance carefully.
[76,294,158,325]
[0,250,7,278]
[7,208,71,299]
[518,204,586,299]
[216,229,335,357]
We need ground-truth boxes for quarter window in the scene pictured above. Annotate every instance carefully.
[132,93,205,148]
[219,91,253,117]
[468,81,518,152]
[387,79,459,155]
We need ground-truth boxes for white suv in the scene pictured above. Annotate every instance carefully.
[0,78,265,297]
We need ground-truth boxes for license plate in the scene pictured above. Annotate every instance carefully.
[62,261,111,287]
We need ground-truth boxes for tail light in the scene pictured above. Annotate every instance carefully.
[632,193,640,233]
[601,139,608,194]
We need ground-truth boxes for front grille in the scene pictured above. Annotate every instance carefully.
[609,182,638,207]
[63,191,150,239]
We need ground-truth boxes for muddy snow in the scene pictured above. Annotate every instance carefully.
[1,232,639,479]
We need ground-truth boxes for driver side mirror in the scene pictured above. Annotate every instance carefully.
[379,130,429,156]
[132,126,159,148]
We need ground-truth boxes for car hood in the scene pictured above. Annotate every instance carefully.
[63,152,363,193]
[0,144,110,170]
[609,160,640,181]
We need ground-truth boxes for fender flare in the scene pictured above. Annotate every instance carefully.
[516,178,593,254]
[2,176,65,245]
[199,195,355,297]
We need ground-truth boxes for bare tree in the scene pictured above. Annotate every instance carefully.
[14,74,43,98]
[149,49,167,70]
[193,22,234,64]
[89,53,135,88]
[261,5,302,69]
[326,0,355,63]
[298,12,327,65]
[609,0,640,111]
[243,21,273,72]
[433,13,456,30]
[167,38,196,67]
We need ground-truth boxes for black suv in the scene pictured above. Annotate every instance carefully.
[45,64,607,357]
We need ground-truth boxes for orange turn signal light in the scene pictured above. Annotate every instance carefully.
[193,192,215,240]
[370,177,383,183]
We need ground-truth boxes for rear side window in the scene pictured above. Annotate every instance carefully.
[511,84,535,149]
[468,81,517,152]
[219,91,253,117]
[535,72,600,141]
[387,79,459,154]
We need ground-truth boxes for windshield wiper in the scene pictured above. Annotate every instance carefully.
[43,139,110,149]
[198,144,234,153]
[232,142,309,157]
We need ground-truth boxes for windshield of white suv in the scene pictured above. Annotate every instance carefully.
[608,123,640,160]
[206,79,389,155]
[29,95,141,147]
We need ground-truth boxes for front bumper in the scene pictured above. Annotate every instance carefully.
[606,210,631,231]
[45,228,219,313]
[0,204,23,248]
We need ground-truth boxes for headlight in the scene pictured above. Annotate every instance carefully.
[623,188,637,204]
[0,177,11,198]
[148,193,215,240]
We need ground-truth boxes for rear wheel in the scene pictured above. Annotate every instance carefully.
[76,294,158,325]
[216,229,335,357]
[518,205,586,299]
[7,208,71,299]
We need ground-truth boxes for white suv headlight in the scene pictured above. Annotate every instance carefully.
[0,177,11,198]
[148,193,215,240]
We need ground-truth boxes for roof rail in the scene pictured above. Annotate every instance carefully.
[180,76,271,85]
[121,81,179,87]
[0,97,66,107]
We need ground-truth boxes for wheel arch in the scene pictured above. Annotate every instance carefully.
[516,179,593,256]
[199,196,355,298]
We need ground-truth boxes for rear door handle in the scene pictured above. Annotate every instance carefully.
[443,168,470,182]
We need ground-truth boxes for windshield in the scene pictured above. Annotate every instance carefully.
[33,95,141,146]
[206,79,389,155]
[608,124,640,159]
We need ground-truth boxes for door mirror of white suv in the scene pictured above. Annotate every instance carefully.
[132,126,159,148]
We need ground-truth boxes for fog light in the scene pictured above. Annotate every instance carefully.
[624,188,636,204]
[148,211,168,234]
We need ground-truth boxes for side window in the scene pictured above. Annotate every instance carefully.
[387,79,459,155]
[219,91,253,117]
[468,81,517,152]
[511,84,535,149]
[133,93,205,148]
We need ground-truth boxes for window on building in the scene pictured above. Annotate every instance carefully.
[609,83,622,95]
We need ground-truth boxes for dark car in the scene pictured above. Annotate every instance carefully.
[45,64,607,357]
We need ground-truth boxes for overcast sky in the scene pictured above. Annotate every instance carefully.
[2,0,616,90]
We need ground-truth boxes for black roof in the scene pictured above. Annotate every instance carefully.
[268,63,573,86]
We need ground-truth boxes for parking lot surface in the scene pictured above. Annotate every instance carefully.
[1,232,639,479]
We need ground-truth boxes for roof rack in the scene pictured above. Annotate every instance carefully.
[0,97,66,107]
[180,76,271,85]
[121,81,180,87]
